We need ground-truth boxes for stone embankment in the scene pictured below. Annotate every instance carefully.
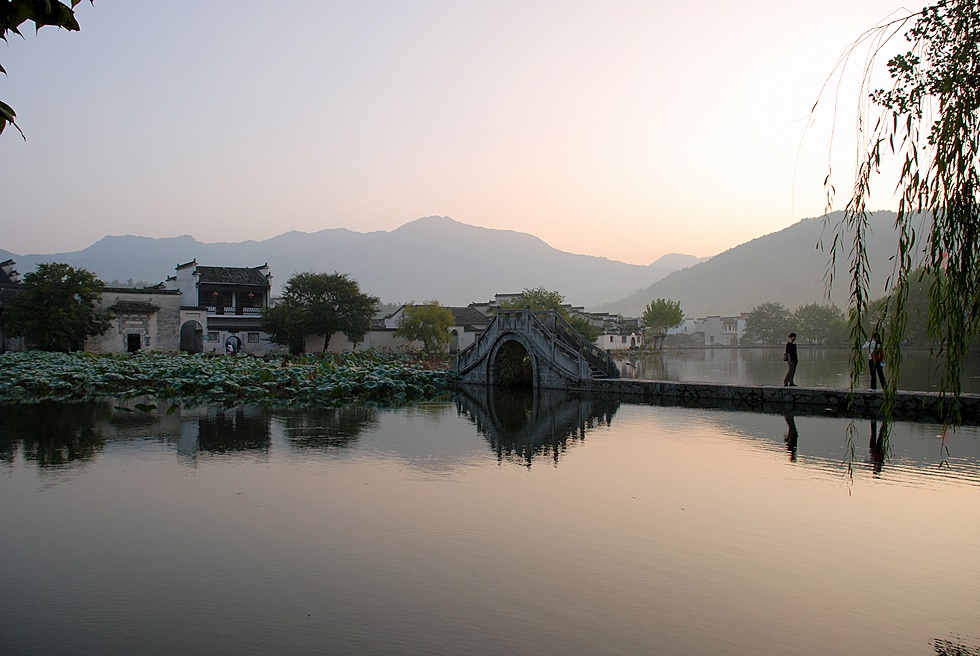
[583,379,980,424]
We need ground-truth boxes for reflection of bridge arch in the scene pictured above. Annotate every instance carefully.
[179,320,204,353]
[455,309,618,389]
[456,386,619,467]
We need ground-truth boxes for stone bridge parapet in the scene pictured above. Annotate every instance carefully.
[454,309,619,388]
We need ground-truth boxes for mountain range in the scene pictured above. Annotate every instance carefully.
[2,212,906,317]
[0,216,703,309]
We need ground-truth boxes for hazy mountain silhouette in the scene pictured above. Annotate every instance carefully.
[3,216,701,308]
[596,210,911,317]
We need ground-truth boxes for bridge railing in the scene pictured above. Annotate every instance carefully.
[454,312,502,375]
[533,310,619,379]
[453,308,620,381]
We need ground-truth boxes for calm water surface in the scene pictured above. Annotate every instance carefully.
[2,390,979,656]
[620,347,980,393]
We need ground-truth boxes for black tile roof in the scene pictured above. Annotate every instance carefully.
[448,306,491,325]
[0,264,17,285]
[0,283,21,305]
[196,266,270,287]
[109,301,159,314]
[103,285,181,295]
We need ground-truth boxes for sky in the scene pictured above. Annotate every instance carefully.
[0,0,917,265]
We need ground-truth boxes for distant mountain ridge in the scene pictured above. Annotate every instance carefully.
[1,217,702,308]
[596,210,908,317]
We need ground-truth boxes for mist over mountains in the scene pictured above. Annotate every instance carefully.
[0,216,701,309]
[2,212,906,318]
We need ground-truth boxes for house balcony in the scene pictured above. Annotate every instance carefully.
[206,306,265,317]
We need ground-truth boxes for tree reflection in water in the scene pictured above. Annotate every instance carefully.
[933,636,980,656]
[276,405,378,451]
[196,406,271,453]
[456,386,619,467]
[0,400,109,467]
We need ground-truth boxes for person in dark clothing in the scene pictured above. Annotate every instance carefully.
[868,332,886,391]
[783,332,798,386]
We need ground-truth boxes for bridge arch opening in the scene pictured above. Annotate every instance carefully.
[492,339,534,388]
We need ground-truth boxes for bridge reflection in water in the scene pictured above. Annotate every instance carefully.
[456,385,620,467]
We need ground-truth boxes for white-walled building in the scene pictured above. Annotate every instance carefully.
[167,260,281,356]
[87,285,183,353]
[321,305,492,354]
[667,315,747,346]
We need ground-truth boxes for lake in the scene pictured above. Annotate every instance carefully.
[2,389,979,656]
[618,347,980,393]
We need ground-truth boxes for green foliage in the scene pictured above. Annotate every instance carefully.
[568,316,601,343]
[641,299,684,336]
[498,286,600,343]
[743,302,791,346]
[0,350,459,407]
[264,272,378,354]
[4,262,112,351]
[262,302,307,356]
[823,0,980,422]
[499,287,568,314]
[865,270,935,348]
[394,302,455,353]
[792,303,847,345]
[1,0,91,138]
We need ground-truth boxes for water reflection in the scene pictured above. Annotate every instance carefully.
[0,401,109,467]
[622,347,980,393]
[194,406,271,454]
[276,405,377,451]
[783,413,798,462]
[933,636,980,656]
[456,385,619,467]
[868,419,887,476]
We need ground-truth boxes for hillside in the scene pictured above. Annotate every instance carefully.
[597,211,910,317]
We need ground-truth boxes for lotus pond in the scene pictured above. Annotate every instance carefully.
[0,351,457,407]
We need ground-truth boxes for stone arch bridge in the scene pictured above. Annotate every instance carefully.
[454,309,620,388]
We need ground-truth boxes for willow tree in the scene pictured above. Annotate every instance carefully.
[823,0,979,423]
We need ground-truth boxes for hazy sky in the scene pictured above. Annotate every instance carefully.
[1,0,915,265]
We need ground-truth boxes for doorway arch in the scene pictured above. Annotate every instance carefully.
[180,320,204,354]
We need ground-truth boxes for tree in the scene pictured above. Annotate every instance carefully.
[568,316,601,343]
[4,262,112,351]
[394,302,455,354]
[263,272,378,354]
[499,287,566,313]
[1,0,91,138]
[641,299,684,350]
[499,286,600,342]
[262,302,307,356]
[822,0,980,421]
[792,303,847,345]
[743,302,791,346]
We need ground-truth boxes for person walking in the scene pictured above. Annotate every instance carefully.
[783,332,798,386]
[868,332,886,391]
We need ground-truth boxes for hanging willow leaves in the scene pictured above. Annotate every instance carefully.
[820,0,980,425]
